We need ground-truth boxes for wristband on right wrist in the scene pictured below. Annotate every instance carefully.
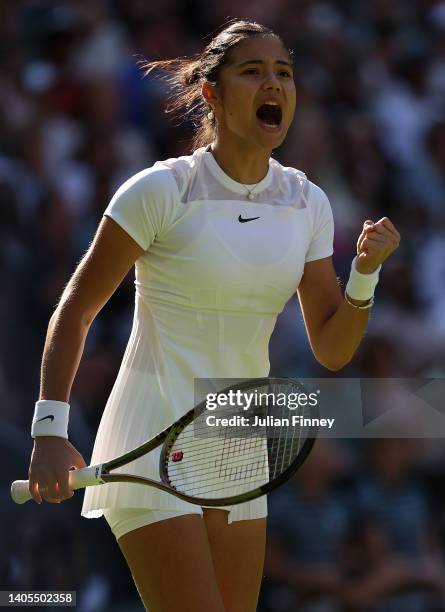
[31,400,70,439]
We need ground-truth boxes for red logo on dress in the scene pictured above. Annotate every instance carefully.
[171,451,183,462]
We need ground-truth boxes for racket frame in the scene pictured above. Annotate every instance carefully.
[157,377,318,506]
[12,377,317,506]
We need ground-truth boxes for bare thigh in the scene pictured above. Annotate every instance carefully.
[117,514,225,612]
[203,509,267,612]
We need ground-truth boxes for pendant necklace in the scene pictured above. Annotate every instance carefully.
[243,181,262,201]
[207,145,262,200]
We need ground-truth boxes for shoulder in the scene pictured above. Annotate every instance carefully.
[110,162,181,205]
[269,158,306,201]
[111,148,206,203]
[156,148,205,198]
[269,158,331,212]
[106,149,205,218]
[304,182,332,221]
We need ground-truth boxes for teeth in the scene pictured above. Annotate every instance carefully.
[264,101,279,106]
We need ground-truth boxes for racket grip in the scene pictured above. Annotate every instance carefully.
[11,464,105,504]
[10,480,33,504]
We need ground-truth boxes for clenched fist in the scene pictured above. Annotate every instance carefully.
[356,217,401,274]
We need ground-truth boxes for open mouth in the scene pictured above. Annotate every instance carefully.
[256,103,283,130]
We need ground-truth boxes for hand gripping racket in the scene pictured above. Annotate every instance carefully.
[11,378,318,506]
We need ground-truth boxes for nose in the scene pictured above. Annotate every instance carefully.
[263,71,282,92]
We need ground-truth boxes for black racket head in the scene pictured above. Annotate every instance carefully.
[159,377,318,506]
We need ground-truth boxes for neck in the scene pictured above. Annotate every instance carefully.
[210,136,271,185]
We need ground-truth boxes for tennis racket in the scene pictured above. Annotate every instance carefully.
[11,377,318,506]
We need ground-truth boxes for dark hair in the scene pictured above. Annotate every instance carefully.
[140,19,292,150]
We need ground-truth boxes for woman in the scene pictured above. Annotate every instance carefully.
[28,19,400,612]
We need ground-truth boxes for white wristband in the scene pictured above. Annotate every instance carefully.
[31,400,70,439]
[345,256,381,301]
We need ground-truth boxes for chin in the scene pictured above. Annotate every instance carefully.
[254,127,288,150]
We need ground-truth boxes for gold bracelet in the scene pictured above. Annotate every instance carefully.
[344,292,374,310]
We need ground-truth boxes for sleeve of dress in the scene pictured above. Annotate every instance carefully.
[103,165,179,250]
[304,183,335,263]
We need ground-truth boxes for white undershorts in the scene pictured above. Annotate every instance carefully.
[103,497,267,540]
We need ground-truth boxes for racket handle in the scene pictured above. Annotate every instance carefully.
[11,464,105,504]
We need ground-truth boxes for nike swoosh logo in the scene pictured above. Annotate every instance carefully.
[238,215,260,223]
[36,415,55,423]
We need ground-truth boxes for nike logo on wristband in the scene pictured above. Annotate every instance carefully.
[35,415,55,423]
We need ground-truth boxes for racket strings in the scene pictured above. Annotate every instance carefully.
[183,430,303,496]
[167,436,303,481]
[169,436,304,496]
[166,382,313,498]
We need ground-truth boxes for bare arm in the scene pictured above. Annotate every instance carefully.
[40,216,144,400]
[297,257,370,371]
[29,216,144,504]
[298,217,400,371]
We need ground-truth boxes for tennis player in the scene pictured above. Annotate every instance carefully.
[27,19,400,611]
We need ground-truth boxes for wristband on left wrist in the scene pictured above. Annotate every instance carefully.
[346,256,381,301]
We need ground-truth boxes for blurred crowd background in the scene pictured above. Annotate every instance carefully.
[1,0,445,610]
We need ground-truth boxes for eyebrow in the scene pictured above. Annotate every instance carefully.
[237,59,293,69]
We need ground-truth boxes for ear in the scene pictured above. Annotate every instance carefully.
[201,81,219,109]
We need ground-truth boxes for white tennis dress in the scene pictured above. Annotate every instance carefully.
[81,146,334,520]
